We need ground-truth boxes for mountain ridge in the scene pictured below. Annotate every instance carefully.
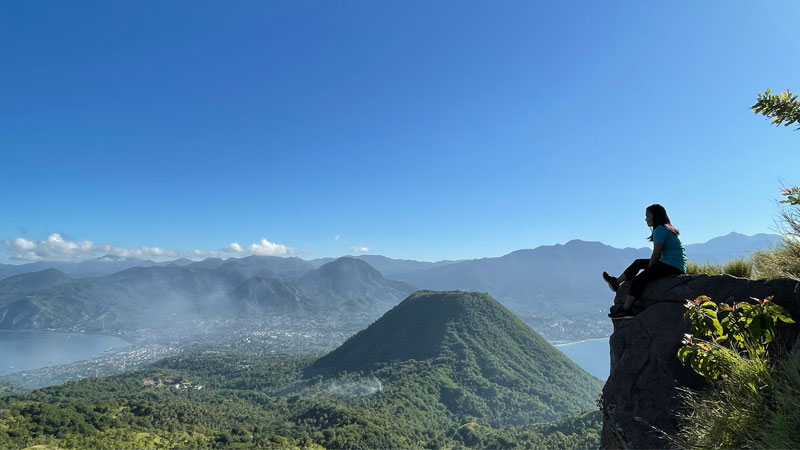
[0,232,781,330]
[0,257,414,331]
[1,231,777,281]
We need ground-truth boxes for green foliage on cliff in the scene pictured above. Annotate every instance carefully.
[678,296,793,381]
[673,296,796,449]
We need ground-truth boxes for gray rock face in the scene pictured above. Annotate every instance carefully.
[601,275,800,449]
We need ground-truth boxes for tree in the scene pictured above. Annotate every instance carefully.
[752,89,800,277]
[752,88,800,130]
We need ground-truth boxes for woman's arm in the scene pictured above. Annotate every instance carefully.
[649,242,664,267]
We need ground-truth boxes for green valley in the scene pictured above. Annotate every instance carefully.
[0,291,602,449]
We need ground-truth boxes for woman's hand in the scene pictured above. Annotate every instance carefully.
[649,242,664,267]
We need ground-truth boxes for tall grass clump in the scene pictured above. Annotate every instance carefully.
[685,261,722,275]
[722,258,753,278]
[752,245,800,280]
[686,259,755,278]
[752,246,800,280]
[757,351,800,449]
[758,185,800,280]
[674,343,800,450]
[672,342,772,449]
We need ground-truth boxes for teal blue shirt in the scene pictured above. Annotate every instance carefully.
[652,225,686,272]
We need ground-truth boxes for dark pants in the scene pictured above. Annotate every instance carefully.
[623,259,683,299]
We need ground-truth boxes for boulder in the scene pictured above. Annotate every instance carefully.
[601,275,800,449]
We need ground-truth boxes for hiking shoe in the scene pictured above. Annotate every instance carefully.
[603,271,619,292]
[608,306,635,319]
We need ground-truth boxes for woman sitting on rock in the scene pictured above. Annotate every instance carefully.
[603,203,687,319]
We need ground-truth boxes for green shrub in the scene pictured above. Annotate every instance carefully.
[685,261,722,275]
[722,258,753,278]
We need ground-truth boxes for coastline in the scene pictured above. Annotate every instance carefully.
[0,330,130,376]
[551,336,610,347]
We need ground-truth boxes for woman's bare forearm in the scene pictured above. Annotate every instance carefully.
[649,243,664,267]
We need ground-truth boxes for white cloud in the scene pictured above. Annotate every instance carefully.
[350,246,370,254]
[224,242,244,252]
[249,238,294,256]
[2,233,295,262]
[4,233,95,261]
[13,237,36,251]
[334,234,341,241]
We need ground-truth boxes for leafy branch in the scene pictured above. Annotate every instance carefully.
[752,88,800,130]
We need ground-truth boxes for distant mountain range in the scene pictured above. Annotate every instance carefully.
[309,254,464,278]
[0,232,779,280]
[0,257,413,331]
[683,232,781,264]
[0,232,781,330]
[0,255,194,281]
[387,232,782,312]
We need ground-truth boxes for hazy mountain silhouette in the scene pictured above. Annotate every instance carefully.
[0,232,781,328]
[684,232,781,263]
[0,257,414,330]
[297,257,415,311]
[389,233,782,312]
[0,255,195,280]
[389,240,646,311]
[309,254,462,277]
[228,277,322,315]
[0,268,72,295]
[213,255,313,281]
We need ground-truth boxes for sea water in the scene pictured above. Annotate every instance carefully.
[0,330,128,375]
[555,338,610,380]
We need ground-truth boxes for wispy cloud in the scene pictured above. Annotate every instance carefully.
[350,246,370,254]
[98,244,180,260]
[2,233,295,262]
[334,234,341,241]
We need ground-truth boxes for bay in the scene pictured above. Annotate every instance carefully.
[0,330,129,375]
[555,337,610,381]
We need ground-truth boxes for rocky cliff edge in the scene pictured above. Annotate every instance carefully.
[601,274,800,449]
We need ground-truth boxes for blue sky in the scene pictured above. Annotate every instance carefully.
[2,1,799,263]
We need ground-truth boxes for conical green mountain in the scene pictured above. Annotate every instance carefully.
[309,290,602,424]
